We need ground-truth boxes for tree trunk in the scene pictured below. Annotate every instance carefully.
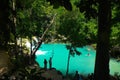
[94,0,111,80]
[66,50,71,76]
[30,37,33,54]
[0,0,10,48]
[12,0,18,57]
[20,37,22,54]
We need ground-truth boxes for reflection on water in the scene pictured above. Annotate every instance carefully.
[36,43,120,75]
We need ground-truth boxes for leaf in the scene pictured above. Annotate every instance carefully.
[66,45,71,49]
[74,48,81,55]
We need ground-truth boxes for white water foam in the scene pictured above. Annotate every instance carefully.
[36,50,48,55]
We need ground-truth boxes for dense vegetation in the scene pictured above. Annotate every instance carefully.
[0,0,120,47]
[0,0,120,80]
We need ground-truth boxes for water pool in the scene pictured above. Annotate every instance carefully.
[36,43,120,75]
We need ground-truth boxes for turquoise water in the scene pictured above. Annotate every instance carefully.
[36,43,120,75]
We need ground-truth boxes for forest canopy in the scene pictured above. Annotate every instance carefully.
[0,0,119,48]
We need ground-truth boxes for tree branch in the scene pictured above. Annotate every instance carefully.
[31,14,57,56]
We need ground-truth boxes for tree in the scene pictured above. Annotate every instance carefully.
[0,0,10,49]
[15,0,55,63]
[110,1,120,46]
[94,0,111,80]
[65,44,81,76]
[57,8,97,46]
[47,0,112,80]
[75,0,111,79]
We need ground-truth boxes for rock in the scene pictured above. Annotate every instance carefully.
[41,69,63,80]
[0,50,13,76]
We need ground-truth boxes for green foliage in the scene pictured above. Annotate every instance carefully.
[66,44,81,56]
[110,2,120,46]
[16,0,54,39]
[57,7,97,46]
[16,0,34,9]
[111,23,120,46]
[0,0,120,49]
[75,0,98,19]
